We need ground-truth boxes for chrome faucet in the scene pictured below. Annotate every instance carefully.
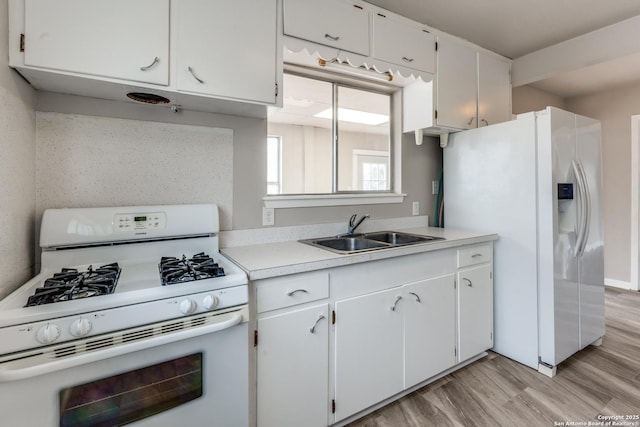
[347,213,369,236]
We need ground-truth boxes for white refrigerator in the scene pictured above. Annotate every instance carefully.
[443,107,604,376]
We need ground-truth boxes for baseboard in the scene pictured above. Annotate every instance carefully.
[605,277,636,291]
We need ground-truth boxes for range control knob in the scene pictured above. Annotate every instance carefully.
[69,317,93,337]
[179,298,197,315]
[36,323,61,345]
[202,295,219,310]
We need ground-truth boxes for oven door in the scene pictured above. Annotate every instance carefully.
[0,306,248,427]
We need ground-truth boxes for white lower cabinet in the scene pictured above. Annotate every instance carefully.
[254,243,494,427]
[404,274,456,388]
[457,264,493,362]
[334,287,405,421]
[333,274,457,421]
[257,303,329,427]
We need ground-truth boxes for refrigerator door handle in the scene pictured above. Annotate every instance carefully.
[572,160,587,257]
[576,160,591,257]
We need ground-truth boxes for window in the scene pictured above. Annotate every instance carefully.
[267,135,281,195]
[267,73,392,196]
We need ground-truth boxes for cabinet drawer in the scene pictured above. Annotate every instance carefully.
[457,244,491,268]
[257,271,329,313]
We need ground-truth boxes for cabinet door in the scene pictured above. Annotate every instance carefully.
[478,52,511,127]
[257,304,329,427]
[283,0,369,56]
[334,287,404,421]
[457,264,493,362]
[404,274,456,388]
[176,0,277,104]
[373,14,435,74]
[436,36,477,130]
[24,0,169,85]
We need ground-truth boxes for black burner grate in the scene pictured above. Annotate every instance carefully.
[159,252,225,286]
[26,263,120,307]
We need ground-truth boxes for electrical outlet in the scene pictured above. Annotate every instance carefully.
[432,180,439,195]
[262,207,275,226]
[412,201,420,216]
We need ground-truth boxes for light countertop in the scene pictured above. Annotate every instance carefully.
[221,227,498,280]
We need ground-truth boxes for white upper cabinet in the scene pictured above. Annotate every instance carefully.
[403,34,511,135]
[176,0,278,104]
[436,36,478,131]
[11,0,279,115]
[23,0,169,85]
[283,0,370,56]
[478,52,512,127]
[372,13,435,74]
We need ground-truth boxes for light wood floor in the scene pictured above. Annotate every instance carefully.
[347,287,640,427]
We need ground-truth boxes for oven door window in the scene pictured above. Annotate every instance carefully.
[59,353,203,427]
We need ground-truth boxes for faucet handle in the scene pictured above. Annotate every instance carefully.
[349,213,358,227]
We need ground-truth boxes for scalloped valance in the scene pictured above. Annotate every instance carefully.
[283,36,434,87]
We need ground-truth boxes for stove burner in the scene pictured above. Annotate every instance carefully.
[26,263,120,307]
[159,252,225,286]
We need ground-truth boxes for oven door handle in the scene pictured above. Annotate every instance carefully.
[0,308,246,382]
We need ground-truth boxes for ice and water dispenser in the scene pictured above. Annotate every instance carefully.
[557,182,575,233]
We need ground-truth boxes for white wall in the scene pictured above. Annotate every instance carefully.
[0,0,37,299]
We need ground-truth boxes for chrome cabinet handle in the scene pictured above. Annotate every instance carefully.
[471,253,483,258]
[187,66,205,84]
[409,292,421,303]
[324,33,340,41]
[402,56,414,63]
[481,118,489,126]
[287,289,309,297]
[140,56,159,71]
[463,278,472,287]
[390,296,402,311]
[309,315,326,334]
[467,117,475,125]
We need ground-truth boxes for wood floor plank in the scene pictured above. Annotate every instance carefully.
[346,287,640,427]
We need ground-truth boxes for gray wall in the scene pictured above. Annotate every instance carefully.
[35,92,440,230]
[512,85,567,114]
[0,0,37,299]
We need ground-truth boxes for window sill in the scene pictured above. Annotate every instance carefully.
[263,193,406,209]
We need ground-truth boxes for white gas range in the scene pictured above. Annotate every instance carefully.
[0,204,249,427]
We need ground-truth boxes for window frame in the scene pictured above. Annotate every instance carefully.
[264,68,406,208]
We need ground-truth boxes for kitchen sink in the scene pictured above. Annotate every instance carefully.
[300,231,444,254]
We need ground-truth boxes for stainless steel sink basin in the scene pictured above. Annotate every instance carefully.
[300,231,444,254]
[364,231,442,245]
[307,236,388,252]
